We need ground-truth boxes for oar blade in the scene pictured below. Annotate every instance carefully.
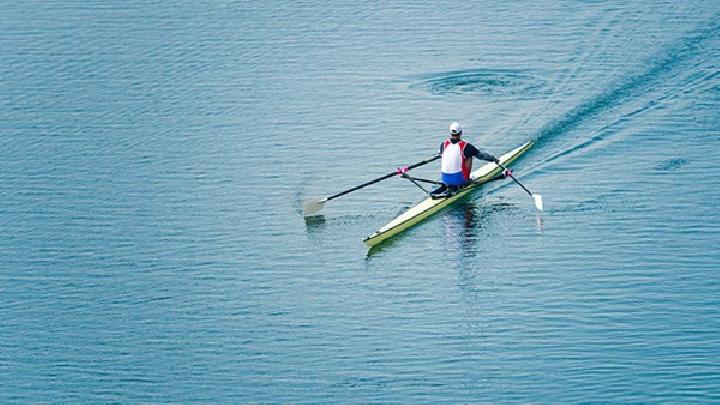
[533,194,544,211]
[303,199,326,216]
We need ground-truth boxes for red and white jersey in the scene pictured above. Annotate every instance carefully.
[441,139,473,185]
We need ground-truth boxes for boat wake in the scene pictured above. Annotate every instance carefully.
[532,15,720,164]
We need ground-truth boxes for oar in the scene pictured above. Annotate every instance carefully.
[303,154,441,216]
[497,162,543,211]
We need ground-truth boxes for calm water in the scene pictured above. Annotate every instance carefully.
[2,1,720,402]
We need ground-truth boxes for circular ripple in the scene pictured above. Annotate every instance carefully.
[655,158,689,171]
[410,68,547,97]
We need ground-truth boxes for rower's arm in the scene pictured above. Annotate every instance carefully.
[465,143,498,163]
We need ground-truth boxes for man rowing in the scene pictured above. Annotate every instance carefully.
[430,122,512,197]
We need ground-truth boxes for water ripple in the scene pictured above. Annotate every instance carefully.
[655,158,689,171]
[409,68,548,97]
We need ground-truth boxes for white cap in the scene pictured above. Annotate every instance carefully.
[449,122,463,135]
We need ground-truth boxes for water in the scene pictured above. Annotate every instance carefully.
[2,1,720,402]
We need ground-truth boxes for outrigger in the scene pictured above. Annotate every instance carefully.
[304,141,542,248]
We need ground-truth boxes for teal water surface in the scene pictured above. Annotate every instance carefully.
[2,1,720,402]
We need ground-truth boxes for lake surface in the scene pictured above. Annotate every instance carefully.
[2,0,720,402]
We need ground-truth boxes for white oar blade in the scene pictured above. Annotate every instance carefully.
[533,194,543,211]
[303,199,326,216]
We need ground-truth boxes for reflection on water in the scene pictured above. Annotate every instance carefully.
[442,202,480,257]
[536,212,544,233]
[304,214,327,232]
[442,200,515,258]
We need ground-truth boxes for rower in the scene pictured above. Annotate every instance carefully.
[431,122,512,197]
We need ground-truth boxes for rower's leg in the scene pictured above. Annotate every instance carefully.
[447,185,461,196]
[430,184,448,196]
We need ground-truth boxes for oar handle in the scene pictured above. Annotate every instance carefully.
[325,154,440,201]
[496,162,534,197]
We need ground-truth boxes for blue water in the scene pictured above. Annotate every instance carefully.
[2,1,720,402]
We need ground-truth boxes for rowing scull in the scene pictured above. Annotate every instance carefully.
[363,140,534,247]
